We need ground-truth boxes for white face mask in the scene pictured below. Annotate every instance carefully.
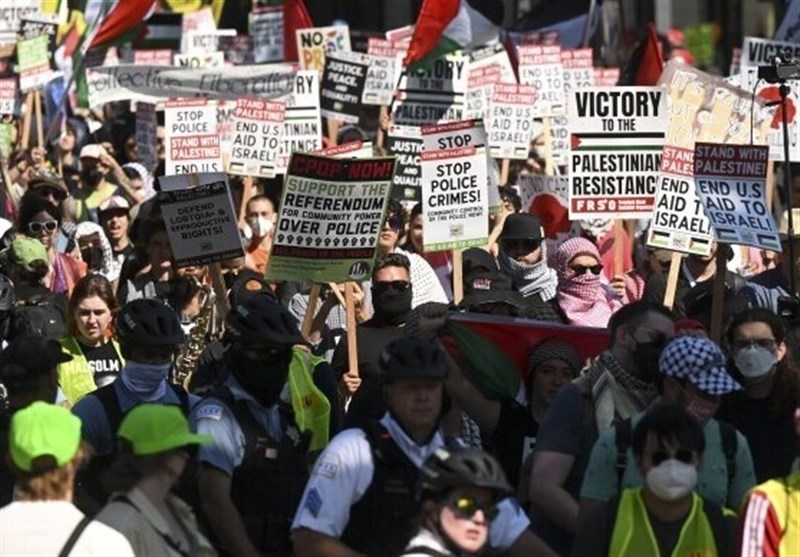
[734,345,777,379]
[645,459,698,501]
[247,216,273,238]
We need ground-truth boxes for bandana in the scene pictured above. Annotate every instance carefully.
[497,241,557,301]
[122,162,156,201]
[584,352,659,430]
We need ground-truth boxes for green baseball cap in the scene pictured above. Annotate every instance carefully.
[118,404,212,455]
[9,237,48,272]
[9,402,82,472]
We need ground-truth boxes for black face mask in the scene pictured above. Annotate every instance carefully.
[80,167,104,188]
[80,246,104,270]
[632,339,668,382]
[229,348,292,406]
[371,281,412,326]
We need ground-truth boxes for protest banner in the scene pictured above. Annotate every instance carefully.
[0,78,16,115]
[693,143,780,251]
[594,67,620,86]
[315,140,373,158]
[421,120,489,252]
[158,173,244,267]
[185,29,236,53]
[487,83,536,159]
[228,98,285,178]
[320,51,369,124]
[363,52,400,106]
[17,34,59,92]
[173,52,225,68]
[276,71,323,174]
[393,53,468,127]
[296,26,352,73]
[251,4,283,63]
[133,49,173,66]
[387,124,422,204]
[136,102,158,174]
[0,0,39,49]
[519,44,565,117]
[181,5,216,51]
[464,42,516,120]
[568,87,666,219]
[648,61,772,256]
[165,98,223,175]
[266,153,394,283]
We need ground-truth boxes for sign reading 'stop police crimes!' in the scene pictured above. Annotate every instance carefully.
[266,154,394,283]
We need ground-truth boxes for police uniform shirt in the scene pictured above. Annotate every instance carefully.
[291,412,530,551]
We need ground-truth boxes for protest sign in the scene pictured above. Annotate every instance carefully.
[464,42,516,120]
[393,53,467,127]
[487,83,536,159]
[17,34,59,92]
[568,87,666,219]
[267,153,394,283]
[693,143,779,251]
[136,102,158,174]
[0,78,16,115]
[251,4,282,63]
[387,124,422,203]
[648,61,773,255]
[367,37,405,58]
[421,120,489,251]
[0,123,13,160]
[320,51,369,124]
[158,173,244,267]
[219,35,254,65]
[594,67,620,86]
[519,44,565,117]
[518,175,569,213]
[0,0,39,48]
[185,29,235,53]
[363,51,400,106]
[133,49,173,66]
[181,5,216,52]
[215,99,235,155]
[173,52,225,68]
[296,26,352,73]
[19,18,57,51]
[276,71,322,174]
[562,48,594,90]
[165,98,223,175]
[228,98,285,178]
[315,141,373,158]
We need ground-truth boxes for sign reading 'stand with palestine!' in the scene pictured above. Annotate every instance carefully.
[229,97,285,178]
[568,87,666,219]
[266,154,394,283]
[694,143,780,251]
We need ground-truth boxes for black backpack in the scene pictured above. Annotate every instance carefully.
[10,295,67,339]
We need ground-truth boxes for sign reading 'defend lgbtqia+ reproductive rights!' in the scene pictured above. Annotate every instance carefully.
[266,154,394,283]
[693,143,780,251]
[165,98,223,175]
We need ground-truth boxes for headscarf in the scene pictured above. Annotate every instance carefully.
[75,221,121,282]
[555,237,622,328]
[121,162,156,201]
[496,241,557,301]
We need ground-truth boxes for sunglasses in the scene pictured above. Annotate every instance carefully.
[651,449,695,466]
[27,221,58,234]
[384,216,404,231]
[569,264,603,276]
[374,280,411,292]
[445,495,499,521]
[39,187,67,201]
[501,239,541,253]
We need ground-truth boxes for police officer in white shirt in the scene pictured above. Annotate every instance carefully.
[292,336,557,557]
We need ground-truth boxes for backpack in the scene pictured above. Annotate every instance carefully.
[10,295,67,339]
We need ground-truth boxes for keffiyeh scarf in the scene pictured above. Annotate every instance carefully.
[497,242,557,301]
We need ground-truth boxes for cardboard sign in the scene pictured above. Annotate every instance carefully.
[267,153,394,282]
[296,26,352,73]
[136,102,158,174]
[228,98,285,178]
[165,98,223,175]
[173,51,225,68]
[215,99,235,156]
[320,51,368,124]
[519,44,565,117]
[518,175,569,213]
[693,143,779,250]
[367,37,406,58]
[17,34,58,92]
[181,6,216,52]
[0,122,13,160]
[387,124,422,203]
[0,78,16,115]
[464,42,516,120]
[315,140,373,159]
[487,83,536,159]
[562,48,594,90]
[19,18,57,52]
[133,49,173,66]
[594,67,620,86]
[0,0,39,48]
[393,53,468,126]
[276,71,323,174]
[648,61,773,255]
[158,174,244,268]
[421,120,489,252]
[251,4,283,63]
[185,29,235,53]
[363,52,400,106]
[740,36,800,70]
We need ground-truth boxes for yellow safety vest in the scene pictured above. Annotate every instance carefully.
[746,471,800,557]
[288,348,331,452]
[58,336,124,405]
[609,488,719,557]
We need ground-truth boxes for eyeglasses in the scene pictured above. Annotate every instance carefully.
[651,449,695,466]
[445,494,499,521]
[732,338,777,351]
[27,221,58,234]
[374,280,411,292]
[501,239,541,253]
[569,264,603,276]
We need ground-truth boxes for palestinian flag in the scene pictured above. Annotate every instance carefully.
[618,22,664,86]
[404,0,501,68]
[284,0,314,63]
[88,0,157,50]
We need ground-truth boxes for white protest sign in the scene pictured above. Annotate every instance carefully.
[487,83,536,159]
[0,0,39,48]
[181,6,216,53]
[393,53,468,126]
[185,29,236,53]
[518,175,569,213]
[276,71,323,174]
[134,49,173,66]
[173,51,225,68]
[0,78,16,115]
[594,67,620,86]
[740,36,800,71]
[387,124,422,203]
[421,120,489,251]
[550,50,597,166]
[519,44,565,117]
[165,98,223,175]
[229,98,285,178]
[363,53,400,106]
[464,42,516,120]
[694,143,780,251]
[136,102,158,174]
[315,141,373,158]
[251,4,283,63]
[296,26,352,73]
[568,87,666,219]
[157,173,244,267]
[215,99,235,159]
[367,37,406,58]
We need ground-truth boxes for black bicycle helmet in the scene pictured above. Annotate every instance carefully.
[378,337,448,381]
[0,274,15,312]
[417,447,512,500]
[225,292,305,346]
[116,299,185,346]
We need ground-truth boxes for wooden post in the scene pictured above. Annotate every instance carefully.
[613,219,625,277]
[663,252,683,310]
[542,117,555,175]
[327,282,346,306]
[709,248,728,343]
[301,283,321,338]
[21,92,33,149]
[452,249,463,305]
[34,90,43,148]
[327,118,341,147]
[500,159,510,186]
[344,281,359,381]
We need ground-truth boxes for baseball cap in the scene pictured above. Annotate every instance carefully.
[658,335,742,396]
[28,169,69,195]
[499,213,544,241]
[98,195,131,214]
[9,401,82,472]
[117,404,211,456]
[0,335,72,377]
[8,237,48,272]
[779,209,800,240]
[79,143,108,160]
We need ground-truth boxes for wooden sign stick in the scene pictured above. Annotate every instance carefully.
[452,249,463,305]
[709,248,728,343]
[301,283,322,339]
[613,219,625,277]
[663,252,683,311]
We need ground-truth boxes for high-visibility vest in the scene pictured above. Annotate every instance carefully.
[609,488,720,557]
[288,347,331,451]
[745,471,800,557]
[58,336,124,405]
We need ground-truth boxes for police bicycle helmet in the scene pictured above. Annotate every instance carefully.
[117,298,185,346]
[0,274,15,312]
[224,292,305,346]
[378,337,448,381]
[417,447,512,500]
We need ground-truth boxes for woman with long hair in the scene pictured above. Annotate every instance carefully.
[58,274,124,405]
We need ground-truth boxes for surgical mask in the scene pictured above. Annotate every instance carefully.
[646,459,698,501]
[247,216,273,238]
[80,246,104,270]
[120,361,171,401]
[734,345,776,379]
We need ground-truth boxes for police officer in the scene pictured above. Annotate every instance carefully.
[292,336,557,557]
[191,292,332,557]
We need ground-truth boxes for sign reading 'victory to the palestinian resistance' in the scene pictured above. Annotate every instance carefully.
[165,98,223,175]
[693,143,780,251]
[393,54,467,127]
[266,154,394,283]
[421,120,489,252]
[568,87,666,219]
[228,98,285,178]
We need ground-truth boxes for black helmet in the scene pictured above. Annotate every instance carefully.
[417,447,512,500]
[378,337,448,381]
[0,274,15,312]
[117,299,185,346]
[225,292,305,346]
